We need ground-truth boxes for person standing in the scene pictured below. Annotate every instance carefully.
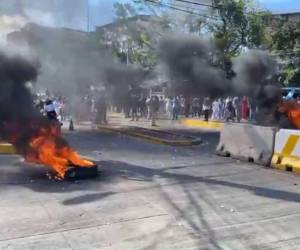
[150,96,160,126]
[146,96,151,120]
[241,96,250,121]
[202,97,211,122]
[184,97,191,118]
[225,99,235,122]
[232,96,240,122]
[129,87,140,122]
[191,98,197,117]
[195,97,202,117]
[138,94,147,118]
[172,96,180,120]
[95,93,107,124]
[165,96,173,119]
[44,98,58,121]
[44,98,61,135]
[211,99,219,120]
[180,96,185,115]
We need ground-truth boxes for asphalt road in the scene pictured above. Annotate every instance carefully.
[1,126,300,249]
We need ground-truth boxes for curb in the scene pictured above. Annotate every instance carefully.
[97,126,201,146]
[0,143,16,154]
[181,119,223,129]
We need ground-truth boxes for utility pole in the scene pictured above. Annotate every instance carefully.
[87,0,90,32]
[126,43,129,65]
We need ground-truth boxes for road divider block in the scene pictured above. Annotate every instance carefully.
[272,129,300,173]
[216,123,278,166]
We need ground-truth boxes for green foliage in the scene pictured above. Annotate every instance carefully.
[271,20,300,84]
[212,0,248,55]
[212,0,270,55]
[247,11,272,48]
[99,2,172,70]
[271,21,300,51]
[108,0,299,83]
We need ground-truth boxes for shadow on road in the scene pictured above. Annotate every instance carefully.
[2,157,299,249]
[62,191,116,205]
[5,158,300,204]
[98,160,300,204]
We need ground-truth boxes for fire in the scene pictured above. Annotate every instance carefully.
[278,99,300,129]
[24,122,94,179]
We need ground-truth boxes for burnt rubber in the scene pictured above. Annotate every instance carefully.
[65,164,99,180]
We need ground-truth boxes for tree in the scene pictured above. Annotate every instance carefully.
[209,0,271,77]
[270,20,300,85]
[98,2,172,71]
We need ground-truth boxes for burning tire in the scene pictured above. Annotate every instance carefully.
[64,164,99,180]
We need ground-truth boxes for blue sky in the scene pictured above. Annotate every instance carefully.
[1,0,296,31]
[91,0,300,28]
[258,0,300,13]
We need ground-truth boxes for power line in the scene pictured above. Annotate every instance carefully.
[144,0,219,20]
[142,0,295,24]
[170,0,287,21]
[166,1,220,18]
[173,0,220,9]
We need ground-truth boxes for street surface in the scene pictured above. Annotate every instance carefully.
[1,118,300,249]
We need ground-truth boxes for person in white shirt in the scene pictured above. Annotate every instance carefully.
[44,99,58,121]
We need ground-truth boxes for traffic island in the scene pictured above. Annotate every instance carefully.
[0,142,16,154]
[97,125,202,146]
[181,118,223,129]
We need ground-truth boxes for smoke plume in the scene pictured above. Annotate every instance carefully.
[0,50,69,156]
[159,34,283,126]
[232,50,282,125]
[0,51,38,122]
[104,64,149,107]
[159,34,231,97]
[0,15,27,44]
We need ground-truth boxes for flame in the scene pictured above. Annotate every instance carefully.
[278,100,300,129]
[24,123,94,179]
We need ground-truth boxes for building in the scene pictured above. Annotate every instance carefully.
[7,23,90,48]
[272,12,300,23]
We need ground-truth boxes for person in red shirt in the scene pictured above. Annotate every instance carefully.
[241,96,250,121]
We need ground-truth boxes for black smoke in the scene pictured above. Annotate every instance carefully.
[0,51,39,123]
[232,50,282,126]
[0,51,70,155]
[104,64,149,108]
[158,35,232,97]
[159,34,285,126]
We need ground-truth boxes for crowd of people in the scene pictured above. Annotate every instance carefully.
[158,96,254,123]
[32,87,256,127]
[109,94,255,125]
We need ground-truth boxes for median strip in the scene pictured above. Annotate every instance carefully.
[97,125,201,146]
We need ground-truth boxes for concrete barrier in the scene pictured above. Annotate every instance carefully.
[272,129,300,174]
[216,123,278,166]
